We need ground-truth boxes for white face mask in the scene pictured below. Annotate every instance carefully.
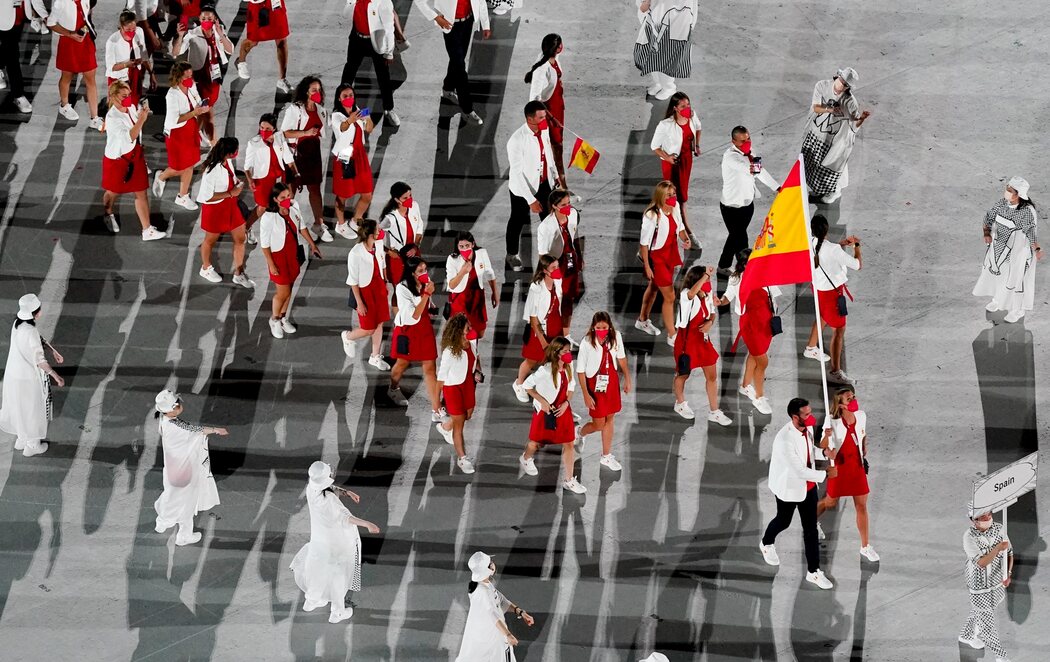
[975,519,992,531]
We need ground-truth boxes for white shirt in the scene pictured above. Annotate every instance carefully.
[535,210,579,259]
[103,105,141,159]
[104,28,147,81]
[437,342,479,386]
[413,0,489,33]
[343,0,395,57]
[380,206,425,252]
[507,123,558,204]
[528,57,562,102]
[824,410,867,455]
[393,282,430,327]
[345,241,386,287]
[47,0,92,33]
[575,333,625,378]
[279,102,327,145]
[650,115,701,156]
[811,237,860,291]
[522,279,562,323]
[722,276,781,317]
[444,249,496,294]
[258,204,305,253]
[720,145,778,207]
[635,0,696,44]
[639,207,683,251]
[196,160,238,204]
[767,420,827,503]
[244,133,295,180]
[675,288,714,329]
[164,83,202,133]
[330,111,367,160]
[522,365,575,412]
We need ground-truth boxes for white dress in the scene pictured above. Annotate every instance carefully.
[455,581,516,662]
[153,417,220,529]
[973,200,1038,316]
[0,322,51,443]
[290,485,363,608]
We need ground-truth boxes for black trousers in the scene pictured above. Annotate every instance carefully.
[718,202,755,269]
[507,181,552,256]
[442,18,474,112]
[762,487,820,573]
[0,22,26,98]
[342,34,394,111]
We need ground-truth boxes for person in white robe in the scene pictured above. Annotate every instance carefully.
[455,551,534,661]
[290,461,381,623]
[153,389,226,546]
[0,293,65,457]
[974,176,1043,323]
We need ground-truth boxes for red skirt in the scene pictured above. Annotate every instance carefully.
[740,305,773,356]
[559,272,579,319]
[101,145,148,194]
[391,319,437,362]
[826,440,869,498]
[332,152,373,198]
[449,286,488,338]
[56,34,96,74]
[528,407,575,444]
[252,172,283,208]
[586,370,621,418]
[200,197,244,234]
[674,327,718,374]
[661,148,693,202]
[246,1,290,42]
[197,76,220,107]
[649,254,678,288]
[443,380,476,416]
[521,312,562,362]
[546,83,565,150]
[269,238,301,285]
[386,253,406,291]
[167,119,201,170]
[817,287,847,329]
[356,273,391,330]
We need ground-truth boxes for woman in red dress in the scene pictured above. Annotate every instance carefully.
[50,0,101,127]
[329,83,376,239]
[435,313,482,475]
[104,11,155,108]
[380,181,426,304]
[444,231,499,340]
[155,62,208,210]
[525,33,565,178]
[173,8,234,144]
[818,387,878,562]
[196,137,253,287]
[575,312,631,472]
[651,92,701,240]
[341,219,391,371]
[280,76,331,241]
[235,0,291,90]
[511,255,562,402]
[245,112,298,238]
[388,257,441,415]
[259,183,322,339]
[672,265,731,425]
[519,338,586,494]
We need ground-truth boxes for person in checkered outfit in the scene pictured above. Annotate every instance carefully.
[958,502,1013,662]
[799,67,872,203]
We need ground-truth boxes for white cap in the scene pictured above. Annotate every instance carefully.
[467,551,494,582]
[154,389,181,413]
[835,67,859,88]
[967,500,992,520]
[639,654,670,662]
[308,461,335,490]
[16,293,41,321]
[1008,176,1030,201]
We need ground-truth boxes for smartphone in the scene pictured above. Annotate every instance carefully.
[358,107,370,118]
[200,98,210,107]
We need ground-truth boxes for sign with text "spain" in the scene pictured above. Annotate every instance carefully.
[972,452,1038,514]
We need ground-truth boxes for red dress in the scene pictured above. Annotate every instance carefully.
[674,296,718,374]
[442,346,477,416]
[660,122,694,202]
[332,124,374,198]
[252,143,285,207]
[585,342,621,418]
[356,250,391,331]
[521,287,561,362]
[826,420,869,498]
[102,143,148,194]
[557,223,579,319]
[294,107,324,186]
[546,59,565,155]
[200,163,244,233]
[739,287,775,356]
[56,1,97,74]
[246,0,290,42]
[817,286,848,329]
[385,212,415,287]
[648,212,682,288]
[450,265,488,338]
[528,375,575,444]
[268,215,301,285]
[391,316,437,362]
[166,94,201,170]
[192,34,222,107]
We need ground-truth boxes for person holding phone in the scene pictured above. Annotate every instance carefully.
[380,182,426,299]
[281,76,332,242]
[387,257,441,416]
[436,313,482,475]
[512,255,562,402]
[259,183,322,339]
[236,0,292,92]
[575,312,631,471]
[49,0,102,127]
[196,137,252,286]
[718,126,778,276]
[518,338,584,493]
[672,265,730,424]
[173,5,234,144]
[635,180,690,338]
[329,83,376,239]
[245,112,298,241]
[341,219,391,371]
[105,10,155,108]
[806,214,861,385]
[445,231,498,340]
[155,61,208,210]
[341,0,401,126]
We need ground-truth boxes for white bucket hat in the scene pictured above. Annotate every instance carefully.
[154,389,181,413]
[640,654,670,662]
[308,461,335,490]
[967,500,992,520]
[16,293,41,321]
[835,67,859,88]
[1008,176,1030,201]
[467,551,494,582]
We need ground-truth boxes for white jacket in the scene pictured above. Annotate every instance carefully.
[258,203,305,253]
[437,341,479,386]
[164,83,202,134]
[650,115,701,156]
[675,289,713,329]
[244,133,295,180]
[346,241,386,287]
[412,0,489,32]
[824,411,867,456]
[279,102,327,145]
[528,57,562,102]
[380,207,425,251]
[767,420,827,503]
[535,210,579,259]
[522,280,562,323]
[47,0,93,33]
[103,105,141,159]
[0,0,30,31]
[330,111,368,160]
[196,160,238,204]
[104,27,147,81]
[523,365,574,412]
[444,248,496,294]
[639,207,683,251]
[343,0,395,57]
[575,333,625,378]
[507,123,558,204]
[394,283,430,327]
[179,25,231,71]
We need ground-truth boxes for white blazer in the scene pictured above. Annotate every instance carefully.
[103,105,140,159]
[437,341,479,386]
[639,207,683,251]
[279,102,327,145]
[196,160,238,204]
[767,421,827,503]
[346,241,386,287]
[164,84,202,133]
[824,411,867,455]
[380,207,425,251]
[47,0,93,33]
[523,365,575,412]
[522,279,562,323]
[675,289,713,329]
[507,123,558,204]
[0,0,30,31]
[445,248,496,294]
[394,283,429,327]
[244,133,295,180]
[528,57,562,102]
[258,203,305,253]
[412,0,489,32]
[330,111,368,160]
[535,210,579,259]
[343,0,395,57]
[650,115,701,156]
[104,28,147,80]
[575,333,625,378]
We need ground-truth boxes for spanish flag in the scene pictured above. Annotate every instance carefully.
[737,156,813,306]
[570,137,601,174]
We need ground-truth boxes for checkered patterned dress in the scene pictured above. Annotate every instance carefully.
[800,79,861,195]
[960,522,1012,658]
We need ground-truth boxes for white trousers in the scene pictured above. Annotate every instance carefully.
[650,72,676,89]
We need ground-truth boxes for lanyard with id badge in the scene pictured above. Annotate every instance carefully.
[207,36,222,81]
[593,344,612,393]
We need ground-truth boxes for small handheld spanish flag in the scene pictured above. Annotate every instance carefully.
[570,137,600,174]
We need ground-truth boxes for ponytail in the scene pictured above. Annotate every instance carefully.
[524,33,562,85]
[811,214,829,269]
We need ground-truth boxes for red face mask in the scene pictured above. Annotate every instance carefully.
[417,272,430,285]
[560,352,573,364]
[309,91,323,104]
[259,129,274,141]
[278,198,292,209]
[701,280,712,294]
[557,204,572,216]
[403,196,413,209]
[549,268,563,279]
[594,328,609,342]
[122,29,136,41]
[740,140,752,154]
[375,229,385,240]
[341,97,355,109]
[666,195,678,207]
[459,248,473,260]
[231,151,239,160]
[679,106,692,119]
[200,19,215,31]
[466,329,478,340]
[846,399,860,413]
[536,118,549,131]
[802,414,817,427]
[120,96,135,108]
[181,78,194,89]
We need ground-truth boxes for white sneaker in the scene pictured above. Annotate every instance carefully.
[574,428,586,451]
[199,265,222,283]
[328,607,353,624]
[634,319,661,336]
[511,381,529,403]
[759,543,780,566]
[246,226,258,245]
[985,300,1000,312]
[88,116,103,131]
[103,213,121,233]
[519,453,538,476]
[654,85,677,101]
[368,354,390,371]
[58,103,79,121]
[231,273,255,289]
[334,222,356,240]
[14,96,33,113]
[236,60,250,79]
[674,401,695,420]
[828,369,855,385]
[665,333,676,347]
[707,409,732,426]
[152,171,166,197]
[805,569,833,590]
[803,346,830,362]
[174,194,198,211]
[431,407,448,422]
[816,522,826,540]
[341,330,356,358]
[464,111,484,126]
[269,318,285,339]
[859,545,880,562]
[600,454,622,471]
[281,318,297,334]
[441,89,459,104]
[388,387,408,406]
[821,190,842,204]
[385,110,401,127]
[957,636,984,650]
[456,456,475,474]
[562,477,587,494]
[141,226,167,242]
[753,396,773,415]
[276,78,292,93]
[1003,311,1024,323]
[739,383,757,400]
[311,223,334,243]
[22,441,49,457]
[436,423,454,444]
[175,531,203,546]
